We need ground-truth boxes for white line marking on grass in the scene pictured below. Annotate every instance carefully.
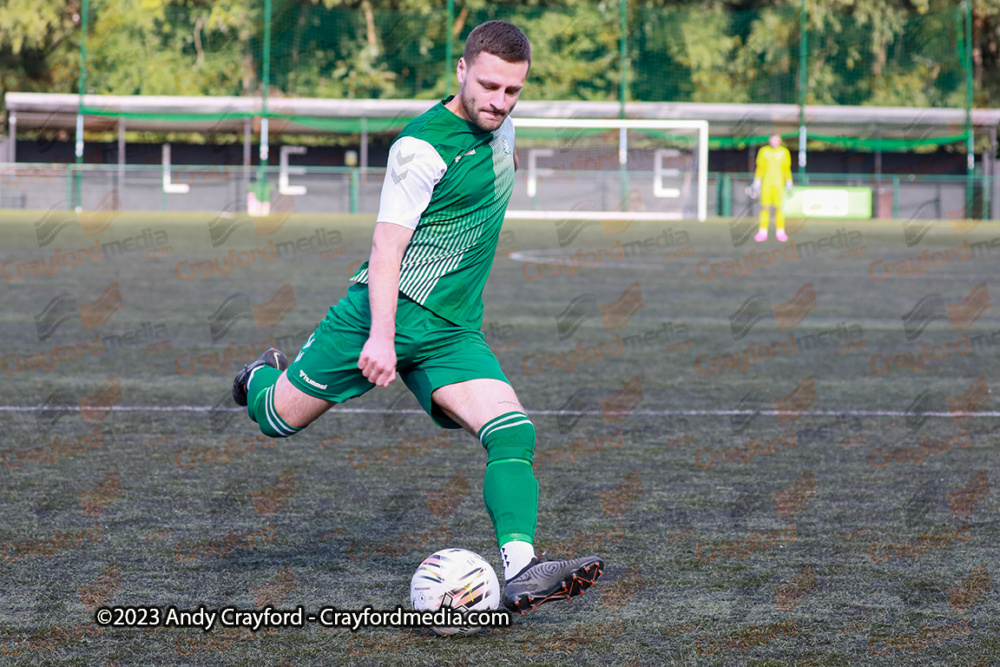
[508,250,665,270]
[505,251,993,280]
[2,406,998,418]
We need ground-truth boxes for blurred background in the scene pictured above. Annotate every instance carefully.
[1,0,999,219]
[2,6,999,664]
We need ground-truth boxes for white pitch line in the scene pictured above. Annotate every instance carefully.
[1,406,998,418]
[507,250,665,271]
[503,250,989,280]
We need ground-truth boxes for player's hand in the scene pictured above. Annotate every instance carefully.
[358,336,397,387]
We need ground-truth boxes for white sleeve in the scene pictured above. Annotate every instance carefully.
[376,136,448,230]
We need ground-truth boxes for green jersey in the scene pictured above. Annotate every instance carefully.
[349,97,516,329]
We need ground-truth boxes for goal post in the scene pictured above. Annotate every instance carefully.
[507,118,709,222]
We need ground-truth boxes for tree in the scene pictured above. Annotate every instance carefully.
[0,0,81,101]
[0,0,997,116]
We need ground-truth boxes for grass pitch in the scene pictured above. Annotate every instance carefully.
[0,209,997,665]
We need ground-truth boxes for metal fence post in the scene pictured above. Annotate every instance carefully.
[257,0,272,203]
[722,172,732,217]
[446,0,454,95]
[618,0,630,209]
[892,175,900,218]
[66,164,74,210]
[962,1,974,217]
[75,0,90,211]
[350,168,359,214]
[798,0,807,177]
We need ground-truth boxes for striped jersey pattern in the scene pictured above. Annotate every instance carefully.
[351,98,517,329]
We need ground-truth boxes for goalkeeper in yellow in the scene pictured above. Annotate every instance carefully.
[750,134,793,242]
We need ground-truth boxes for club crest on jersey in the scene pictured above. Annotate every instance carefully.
[454,148,476,164]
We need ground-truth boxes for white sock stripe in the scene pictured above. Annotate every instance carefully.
[246,366,262,388]
[480,420,532,444]
[271,388,302,433]
[261,387,286,435]
[479,412,530,442]
[481,412,527,436]
[263,387,294,436]
[265,386,301,434]
[480,419,533,441]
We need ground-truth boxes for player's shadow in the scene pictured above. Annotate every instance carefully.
[382,390,420,433]
[902,480,945,529]
[723,484,770,533]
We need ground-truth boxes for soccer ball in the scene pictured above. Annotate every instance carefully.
[410,548,501,636]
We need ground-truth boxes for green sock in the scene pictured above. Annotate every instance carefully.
[246,367,302,438]
[247,366,281,423]
[478,412,538,547]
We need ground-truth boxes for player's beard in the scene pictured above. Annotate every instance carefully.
[459,89,508,132]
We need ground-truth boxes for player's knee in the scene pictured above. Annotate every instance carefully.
[484,418,536,465]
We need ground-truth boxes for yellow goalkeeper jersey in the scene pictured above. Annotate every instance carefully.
[755,145,792,185]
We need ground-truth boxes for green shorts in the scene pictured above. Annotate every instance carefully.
[286,283,509,429]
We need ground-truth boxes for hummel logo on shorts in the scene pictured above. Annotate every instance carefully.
[299,369,328,390]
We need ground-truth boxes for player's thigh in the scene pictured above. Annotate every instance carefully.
[432,379,525,436]
[397,316,518,435]
[280,284,379,426]
[761,184,782,208]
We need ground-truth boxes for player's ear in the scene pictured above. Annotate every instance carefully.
[456,57,467,85]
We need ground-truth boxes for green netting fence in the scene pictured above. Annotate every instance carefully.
[66,0,973,150]
[3,0,980,208]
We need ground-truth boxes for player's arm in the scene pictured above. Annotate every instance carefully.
[358,222,414,387]
[782,147,793,190]
[358,136,446,387]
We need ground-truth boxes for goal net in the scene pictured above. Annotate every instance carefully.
[507,118,709,222]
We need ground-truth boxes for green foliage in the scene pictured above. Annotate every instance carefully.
[0,0,80,96]
[659,7,747,103]
[82,0,256,96]
[502,5,621,101]
[0,0,997,112]
[0,0,77,55]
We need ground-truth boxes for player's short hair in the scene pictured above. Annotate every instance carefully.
[463,21,532,68]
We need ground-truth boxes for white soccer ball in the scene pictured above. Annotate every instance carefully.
[410,548,501,636]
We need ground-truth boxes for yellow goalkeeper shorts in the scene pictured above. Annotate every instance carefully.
[761,183,784,208]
